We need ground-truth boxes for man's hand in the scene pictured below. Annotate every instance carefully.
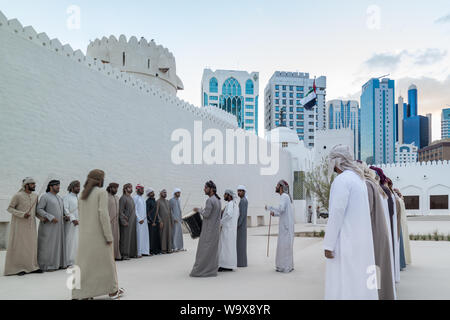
[106,241,112,245]
[64,216,70,222]
[139,220,144,225]
[324,250,334,259]
[160,222,164,229]
[193,208,199,213]
[72,220,79,226]
[51,218,58,224]
[24,213,30,219]
[270,212,275,217]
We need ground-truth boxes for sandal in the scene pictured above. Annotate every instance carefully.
[109,288,125,300]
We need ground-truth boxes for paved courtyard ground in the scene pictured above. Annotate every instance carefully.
[0,221,449,300]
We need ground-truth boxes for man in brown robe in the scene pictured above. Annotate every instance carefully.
[156,189,173,254]
[190,181,222,277]
[359,162,396,300]
[4,178,41,276]
[107,183,121,261]
[119,183,138,260]
[71,170,124,300]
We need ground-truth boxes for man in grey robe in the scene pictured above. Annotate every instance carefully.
[358,162,396,300]
[236,185,248,268]
[157,189,173,254]
[36,180,68,271]
[190,181,222,278]
[119,183,138,260]
[169,188,184,252]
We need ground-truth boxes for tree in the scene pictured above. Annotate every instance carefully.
[304,157,335,212]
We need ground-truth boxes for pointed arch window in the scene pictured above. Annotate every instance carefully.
[209,77,218,93]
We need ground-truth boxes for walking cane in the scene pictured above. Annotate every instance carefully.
[267,213,272,258]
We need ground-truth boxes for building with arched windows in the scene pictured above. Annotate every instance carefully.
[201,69,259,134]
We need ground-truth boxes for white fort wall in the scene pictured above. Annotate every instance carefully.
[0,12,292,247]
[379,161,450,216]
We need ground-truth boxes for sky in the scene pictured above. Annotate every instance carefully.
[1,0,449,140]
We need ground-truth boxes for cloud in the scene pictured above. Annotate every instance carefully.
[413,49,447,65]
[435,14,450,24]
[364,49,447,71]
[364,51,404,70]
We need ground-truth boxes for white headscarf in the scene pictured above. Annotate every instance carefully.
[173,188,181,196]
[146,188,154,196]
[237,185,247,199]
[327,144,364,181]
[224,189,236,200]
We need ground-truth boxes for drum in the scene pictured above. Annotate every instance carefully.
[182,211,203,239]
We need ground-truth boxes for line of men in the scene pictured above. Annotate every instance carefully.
[3,180,185,274]
[109,183,186,261]
[324,145,412,300]
[3,178,250,276]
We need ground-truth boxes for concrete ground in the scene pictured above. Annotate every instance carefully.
[0,222,449,300]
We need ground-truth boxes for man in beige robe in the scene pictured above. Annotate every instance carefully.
[394,189,412,265]
[72,170,124,300]
[4,178,41,276]
[156,189,173,254]
[358,162,396,300]
[107,183,121,260]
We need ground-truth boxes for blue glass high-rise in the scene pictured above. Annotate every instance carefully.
[360,78,396,165]
[403,115,429,149]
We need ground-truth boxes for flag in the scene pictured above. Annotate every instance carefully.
[300,78,317,110]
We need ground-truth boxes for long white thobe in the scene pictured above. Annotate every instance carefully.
[63,193,79,266]
[219,200,239,269]
[268,193,294,273]
[323,170,378,300]
[134,195,150,256]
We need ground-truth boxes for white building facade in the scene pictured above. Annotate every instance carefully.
[327,100,359,160]
[264,71,327,148]
[0,12,293,248]
[380,161,450,216]
[201,69,259,134]
[395,142,418,164]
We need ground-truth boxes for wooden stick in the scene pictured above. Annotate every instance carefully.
[267,214,272,257]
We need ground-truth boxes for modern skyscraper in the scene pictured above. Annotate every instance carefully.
[402,84,429,149]
[403,115,429,149]
[201,69,259,134]
[407,84,418,117]
[426,113,433,144]
[264,71,327,148]
[327,100,360,160]
[396,96,407,144]
[360,77,396,165]
[442,108,450,139]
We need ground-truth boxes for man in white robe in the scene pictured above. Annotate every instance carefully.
[63,181,80,266]
[218,190,239,272]
[266,180,295,273]
[134,185,150,257]
[324,145,378,300]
